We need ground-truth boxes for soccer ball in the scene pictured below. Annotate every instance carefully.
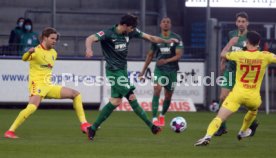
[209,101,219,112]
[170,116,187,133]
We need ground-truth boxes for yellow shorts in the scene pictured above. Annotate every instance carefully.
[29,81,62,99]
[222,91,261,112]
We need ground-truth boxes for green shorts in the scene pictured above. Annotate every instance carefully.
[154,68,177,91]
[221,70,236,90]
[106,69,135,98]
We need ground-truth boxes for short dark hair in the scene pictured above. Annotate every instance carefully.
[246,31,261,46]
[236,11,249,20]
[120,14,138,28]
[41,27,59,41]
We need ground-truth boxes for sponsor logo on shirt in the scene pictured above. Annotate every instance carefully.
[231,46,242,51]
[160,47,171,54]
[40,64,53,69]
[115,43,127,50]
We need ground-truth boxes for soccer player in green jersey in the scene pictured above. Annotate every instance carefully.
[85,14,178,141]
[215,12,258,136]
[139,17,183,126]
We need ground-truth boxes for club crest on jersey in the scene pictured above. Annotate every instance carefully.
[97,31,105,37]
[52,56,54,60]
[125,36,129,42]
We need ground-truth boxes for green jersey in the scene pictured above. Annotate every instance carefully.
[151,32,183,71]
[226,30,247,71]
[95,25,143,70]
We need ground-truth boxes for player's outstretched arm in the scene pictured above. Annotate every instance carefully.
[22,47,35,61]
[85,34,99,58]
[139,50,154,79]
[142,33,179,44]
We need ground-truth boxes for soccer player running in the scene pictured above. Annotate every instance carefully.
[215,11,258,136]
[138,17,183,126]
[4,27,91,139]
[85,14,178,141]
[195,31,276,146]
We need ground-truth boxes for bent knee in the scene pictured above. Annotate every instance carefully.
[219,93,228,102]
[128,94,136,101]
[153,87,162,96]
[72,90,80,98]
[110,98,122,106]
[220,89,230,101]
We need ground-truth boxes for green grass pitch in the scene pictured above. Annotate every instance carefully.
[0,109,275,158]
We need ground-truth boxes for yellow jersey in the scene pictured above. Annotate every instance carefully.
[23,44,57,86]
[226,50,276,95]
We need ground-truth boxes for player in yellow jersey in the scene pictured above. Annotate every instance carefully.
[4,27,91,139]
[195,31,276,146]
